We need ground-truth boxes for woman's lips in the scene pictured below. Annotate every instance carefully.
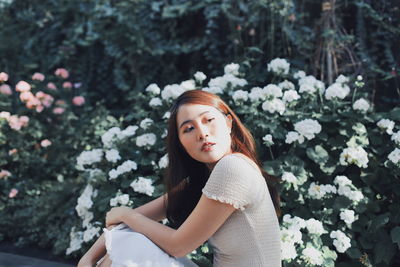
[201,142,216,152]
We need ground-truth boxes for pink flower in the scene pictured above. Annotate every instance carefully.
[35,91,54,107]
[40,139,52,147]
[55,68,69,79]
[0,111,10,120]
[35,104,44,113]
[0,170,11,179]
[63,82,73,88]
[9,188,18,198]
[72,96,85,106]
[20,91,35,102]
[0,84,12,95]
[19,116,29,125]
[0,72,9,82]
[32,72,45,81]
[26,97,41,109]
[8,148,18,155]
[53,107,65,114]
[16,81,31,92]
[47,82,57,90]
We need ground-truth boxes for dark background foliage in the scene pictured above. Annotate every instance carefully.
[0,0,398,116]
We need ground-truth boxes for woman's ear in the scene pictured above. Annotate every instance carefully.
[226,114,233,131]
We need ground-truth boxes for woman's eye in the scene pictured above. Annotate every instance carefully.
[207,118,215,122]
[183,126,194,133]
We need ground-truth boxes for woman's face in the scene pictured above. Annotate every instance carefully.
[176,104,233,169]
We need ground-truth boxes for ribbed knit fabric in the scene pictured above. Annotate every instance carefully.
[202,154,281,267]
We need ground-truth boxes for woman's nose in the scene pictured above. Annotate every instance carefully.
[198,125,209,140]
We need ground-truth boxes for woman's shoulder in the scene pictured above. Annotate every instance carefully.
[214,153,261,173]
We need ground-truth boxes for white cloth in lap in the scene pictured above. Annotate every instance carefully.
[103,223,198,267]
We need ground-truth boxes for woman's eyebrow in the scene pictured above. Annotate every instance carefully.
[179,111,210,129]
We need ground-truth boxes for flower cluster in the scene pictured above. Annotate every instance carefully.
[339,146,369,168]
[130,177,155,196]
[0,111,29,131]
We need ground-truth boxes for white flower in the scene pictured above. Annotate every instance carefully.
[224,63,240,76]
[282,215,306,231]
[294,119,322,140]
[281,228,303,245]
[278,80,295,91]
[202,86,223,94]
[108,169,119,180]
[335,74,349,84]
[83,225,101,242]
[308,182,337,199]
[108,160,138,180]
[281,172,297,184]
[391,131,400,145]
[232,90,249,102]
[377,119,395,135]
[120,125,138,138]
[285,131,304,144]
[163,111,171,120]
[334,176,364,202]
[325,83,350,100]
[267,58,290,75]
[339,146,369,168]
[353,98,370,112]
[293,70,306,79]
[388,148,400,165]
[248,87,266,102]
[281,241,297,260]
[158,154,169,169]
[180,79,196,90]
[130,177,155,196]
[306,219,326,235]
[283,90,300,103]
[340,209,356,226]
[66,227,83,255]
[76,149,103,169]
[145,83,161,95]
[208,74,247,90]
[194,71,207,82]
[101,127,122,148]
[263,84,283,98]
[302,246,324,266]
[161,84,185,100]
[262,134,274,146]
[262,99,285,115]
[149,97,162,107]
[105,149,121,163]
[333,176,352,187]
[109,193,130,206]
[140,118,153,130]
[299,76,325,94]
[136,133,157,147]
[330,230,351,253]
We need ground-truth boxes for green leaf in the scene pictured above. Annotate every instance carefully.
[369,213,390,232]
[306,145,329,165]
[390,226,400,249]
[374,233,396,264]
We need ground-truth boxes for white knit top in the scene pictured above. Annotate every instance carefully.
[202,154,281,267]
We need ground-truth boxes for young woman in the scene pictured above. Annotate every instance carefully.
[78,90,281,267]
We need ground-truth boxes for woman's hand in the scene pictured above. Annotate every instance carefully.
[105,206,132,227]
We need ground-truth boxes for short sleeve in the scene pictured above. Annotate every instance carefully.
[202,154,257,211]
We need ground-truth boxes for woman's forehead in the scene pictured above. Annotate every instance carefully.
[176,104,220,122]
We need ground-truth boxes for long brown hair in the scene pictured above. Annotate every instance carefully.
[164,90,280,228]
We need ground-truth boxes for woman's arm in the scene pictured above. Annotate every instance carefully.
[78,193,168,266]
[132,193,167,222]
[107,194,236,257]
